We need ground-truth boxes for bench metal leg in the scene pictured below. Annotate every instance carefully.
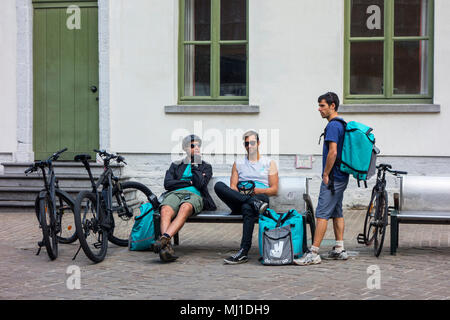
[174,233,179,246]
[309,219,316,243]
[390,214,398,255]
[153,213,161,239]
[302,218,308,254]
[395,217,399,250]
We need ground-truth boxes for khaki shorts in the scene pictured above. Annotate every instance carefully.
[160,190,203,216]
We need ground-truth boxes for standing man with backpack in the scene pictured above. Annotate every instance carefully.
[294,92,350,266]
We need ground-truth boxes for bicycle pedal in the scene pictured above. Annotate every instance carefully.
[357,233,366,245]
[93,242,103,249]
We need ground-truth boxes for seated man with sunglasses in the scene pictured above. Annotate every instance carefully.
[214,130,279,264]
[155,134,217,262]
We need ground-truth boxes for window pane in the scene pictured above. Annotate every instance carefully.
[350,41,384,95]
[185,0,211,41]
[220,45,246,96]
[351,0,384,37]
[395,0,428,37]
[184,45,210,96]
[221,0,246,40]
[394,41,428,95]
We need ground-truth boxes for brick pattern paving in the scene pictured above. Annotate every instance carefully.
[0,210,449,300]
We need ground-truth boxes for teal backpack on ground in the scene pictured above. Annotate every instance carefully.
[258,209,307,259]
[128,202,157,251]
[320,118,380,189]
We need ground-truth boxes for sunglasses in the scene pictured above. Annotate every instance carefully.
[191,143,201,149]
[244,141,258,147]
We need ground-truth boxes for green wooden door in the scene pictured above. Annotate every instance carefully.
[33,1,99,161]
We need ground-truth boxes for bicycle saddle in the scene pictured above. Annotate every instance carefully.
[378,163,392,169]
[74,154,92,162]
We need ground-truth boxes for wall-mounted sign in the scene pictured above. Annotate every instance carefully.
[295,155,313,169]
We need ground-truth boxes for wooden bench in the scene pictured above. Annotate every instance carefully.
[390,175,450,255]
[163,176,316,246]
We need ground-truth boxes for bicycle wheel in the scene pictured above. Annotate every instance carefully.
[374,190,389,257]
[54,190,77,244]
[37,195,58,260]
[363,189,378,246]
[109,181,153,246]
[74,191,108,263]
[35,191,77,244]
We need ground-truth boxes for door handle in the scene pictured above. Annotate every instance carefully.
[91,86,98,93]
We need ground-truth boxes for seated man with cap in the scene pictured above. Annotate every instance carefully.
[154,134,216,262]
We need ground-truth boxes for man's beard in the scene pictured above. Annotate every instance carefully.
[191,154,202,164]
[248,148,258,158]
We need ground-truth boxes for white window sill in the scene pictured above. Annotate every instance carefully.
[165,105,260,114]
[339,104,440,113]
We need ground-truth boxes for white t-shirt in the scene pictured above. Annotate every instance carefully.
[235,156,272,189]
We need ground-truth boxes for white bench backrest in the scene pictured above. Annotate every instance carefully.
[401,176,450,212]
[207,176,309,213]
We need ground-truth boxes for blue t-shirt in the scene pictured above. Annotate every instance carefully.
[322,118,349,182]
[177,164,202,196]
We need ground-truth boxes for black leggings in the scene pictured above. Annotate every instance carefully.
[214,181,269,253]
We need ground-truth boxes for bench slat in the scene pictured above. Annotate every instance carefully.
[397,210,450,221]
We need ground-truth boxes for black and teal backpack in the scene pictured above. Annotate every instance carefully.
[258,209,307,259]
[320,118,380,189]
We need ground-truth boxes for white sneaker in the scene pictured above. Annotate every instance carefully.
[293,251,322,266]
[327,247,349,260]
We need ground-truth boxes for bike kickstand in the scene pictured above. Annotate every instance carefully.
[72,245,82,261]
[36,240,44,256]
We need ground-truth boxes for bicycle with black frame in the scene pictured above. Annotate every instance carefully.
[357,163,407,257]
[25,148,77,260]
[72,149,159,263]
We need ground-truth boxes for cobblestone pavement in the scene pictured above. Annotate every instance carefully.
[0,210,449,300]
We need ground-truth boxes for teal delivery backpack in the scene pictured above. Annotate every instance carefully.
[128,202,157,251]
[258,209,307,259]
[320,118,380,189]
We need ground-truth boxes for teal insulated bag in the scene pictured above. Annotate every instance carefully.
[320,118,380,189]
[258,209,307,259]
[128,202,156,251]
[340,121,379,183]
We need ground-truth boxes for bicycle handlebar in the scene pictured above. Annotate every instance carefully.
[377,163,392,170]
[24,161,45,175]
[388,169,408,176]
[24,166,36,175]
[49,147,68,162]
[375,163,407,177]
[24,148,68,174]
[379,165,407,176]
[94,149,127,165]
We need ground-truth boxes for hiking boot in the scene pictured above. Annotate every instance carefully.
[327,247,349,260]
[159,236,178,262]
[251,199,269,215]
[224,249,248,265]
[293,250,322,266]
[152,235,168,254]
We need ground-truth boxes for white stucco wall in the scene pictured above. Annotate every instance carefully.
[107,0,450,157]
[0,0,17,156]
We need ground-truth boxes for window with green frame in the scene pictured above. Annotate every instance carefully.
[344,0,434,104]
[178,0,248,105]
